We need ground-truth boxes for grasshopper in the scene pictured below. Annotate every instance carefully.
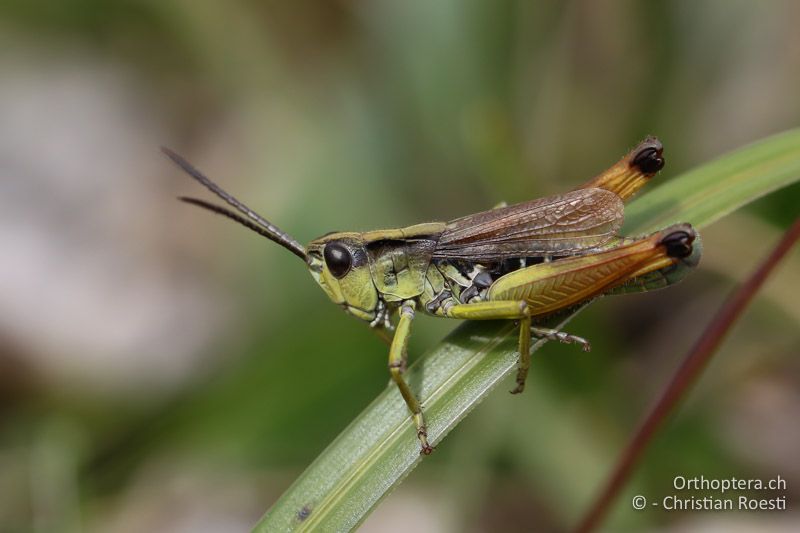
[164,138,700,455]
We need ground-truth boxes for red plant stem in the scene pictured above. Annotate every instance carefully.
[574,216,800,533]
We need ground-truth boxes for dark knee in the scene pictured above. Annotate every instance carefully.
[389,362,404,379]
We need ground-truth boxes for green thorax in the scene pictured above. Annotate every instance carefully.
[363,223,444,302]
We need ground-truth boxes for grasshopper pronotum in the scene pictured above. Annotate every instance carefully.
[164,138,700,455]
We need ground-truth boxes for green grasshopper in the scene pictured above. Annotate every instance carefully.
[164,138,700,455]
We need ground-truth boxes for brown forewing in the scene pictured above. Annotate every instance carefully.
[433,188,624,260]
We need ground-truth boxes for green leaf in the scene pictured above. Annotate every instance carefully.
[253,128,800,532]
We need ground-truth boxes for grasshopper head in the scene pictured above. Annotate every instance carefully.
[306,234,379,322]
[163,148,381,323]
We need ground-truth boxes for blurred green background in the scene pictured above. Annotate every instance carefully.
[1,1,799,531]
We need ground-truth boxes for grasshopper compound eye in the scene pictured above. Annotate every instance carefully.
[324,242,353,278]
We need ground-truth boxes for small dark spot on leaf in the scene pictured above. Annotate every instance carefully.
[297,505,312,521]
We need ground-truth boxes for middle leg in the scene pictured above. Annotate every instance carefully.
[443,300,537,394]
[511,315,532,394]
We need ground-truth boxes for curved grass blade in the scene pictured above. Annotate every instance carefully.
[254,128,800,532]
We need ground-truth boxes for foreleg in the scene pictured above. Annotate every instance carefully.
[388,301,434,455]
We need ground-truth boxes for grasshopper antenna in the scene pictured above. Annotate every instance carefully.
[163,147,307,260]
[178,197,308,259]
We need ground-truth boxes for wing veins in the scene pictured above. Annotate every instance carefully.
[435,189,623,259]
